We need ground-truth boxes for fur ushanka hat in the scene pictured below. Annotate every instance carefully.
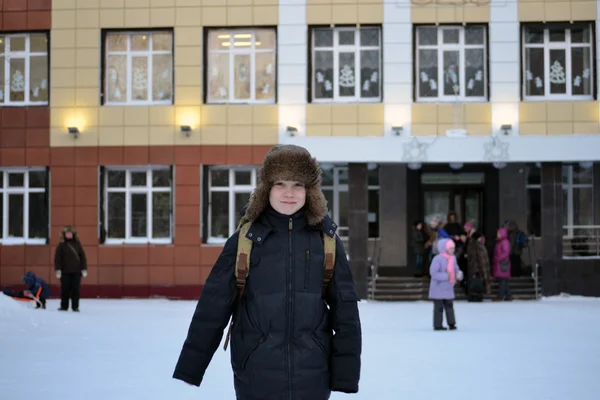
[241,145,328,227]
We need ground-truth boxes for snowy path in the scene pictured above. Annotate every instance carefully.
[1,296,599,400]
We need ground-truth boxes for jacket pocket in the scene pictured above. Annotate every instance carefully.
[241,335,268,370]
[304,249,310,290]
[311,333,328,359]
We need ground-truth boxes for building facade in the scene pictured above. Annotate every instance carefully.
[0,0,598,299]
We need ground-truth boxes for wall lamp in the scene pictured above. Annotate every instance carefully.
[180,125,192,137]
[391,125,403,136]
[500,124,512,136]
[67,127,79,138]
[286,126,298,136]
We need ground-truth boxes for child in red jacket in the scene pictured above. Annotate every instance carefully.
[493,227,512,301]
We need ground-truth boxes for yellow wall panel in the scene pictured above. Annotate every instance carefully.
[465,103,491,124]
[175,6,201,26]
[228,0,252,5]
[202,106,227,126]
[124,127,151,145]
[546,102,573,122]
[306,125,333,137]
[253,105,279,126]
[437,7,457,24]
[51,128,76,147]
[51,108,74,129]
[573,101,599,122]
[412,103,437,124]
[411,6,435,24]
[52,89,76,108]
[53,11,77,29]
[228,7,253,25]
[175,106,202,130]
[332,4,358,23]
[76,30,100,48]
[253,6,278,25]
[519,123,547,135]
[519,103,546,122]
[357,4,383,23]
[126,0,151,7]
[99,107,125,127]
[77,0,99,8]
[574,123,600,135]
[253,0,278,5]
[149,127,176,145]
[227,106,253,125]
[306,105,332,125]
[174,86,203,106]
[75,129,100,147]
[467,124,491,136]
[54,0,77,9]
[437,123,455,136]
[74,107,100,129]
[175,28,202,47]
[357,124,384,137]
[151,0,176,6]
[100,10,125,27]
[332,124,358,136]
[75,89,99,107]
[175,46,202,66]
[306,5,332,24]
[358,104,384,125]
[98,127,125,146]
[332,105,358,124]
[463,5,489,22]
[76,49,99,68]
[151,7,176,26]
[51,49,76,69]
[52,30,76,48]
[53,69,77,88]
[436,104,454,124]
[545,2,570,21]
[125,9,151,27]
[227,126,253,145]
[412,124,438,136]
[571,1,597,21]
[202,7,227,26]
[252,126,278,145]
[75,68,100,88]
[546,122,573,135]
[201,126,228,145]
[76,10,100,28]
[124,107,150,126]
[519,2,544,21]
[149,106,175,126]
[175,128,202,144]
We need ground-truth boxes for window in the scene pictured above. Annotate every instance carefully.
[526,164,594,237]
[103,30,173,105]
[416,25,487,101]
[0,33,49,106]
[205,167,257,243]
[206,29,276,104]
[321,165,380,238]
[523,23,594,99]
[0,169,48,244]
[311,26,381,102]
[101,167,173,244]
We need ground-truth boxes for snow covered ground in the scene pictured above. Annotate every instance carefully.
[1,295,599,400]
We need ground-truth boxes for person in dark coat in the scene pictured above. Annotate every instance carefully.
[412,220,430,277]
[173,145,362,400]
[2,271,51,309]
[54,226,88,312]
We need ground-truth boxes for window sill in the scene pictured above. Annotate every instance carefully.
[311,98,382,104]
[206,99,276,105]
[0,239,47,246]
[0,102,49,107]
[416,98,487,103]
[102,101,173,107]
[102,238,172,245]
[205,238,228,245]
[522,96,594,102]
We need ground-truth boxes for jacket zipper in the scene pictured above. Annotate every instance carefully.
[304,249,310,290]
[287,217,293,400]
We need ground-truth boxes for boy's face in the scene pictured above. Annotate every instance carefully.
[416,223,422,230]
[446,245,455,255]
[65,232,73,240]
[269,181,306,216]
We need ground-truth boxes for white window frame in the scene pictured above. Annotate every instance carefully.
[207,166,257,244]
[526,165,594,238]
[206,28,276,104]
[0,168,47,245]
[311,27,382,103]
[0,33,48,106]
[321,166,380,239]
[522,23,594,101]
[103,30,173,106]
[415,25,487,102]
[103,167,173,245]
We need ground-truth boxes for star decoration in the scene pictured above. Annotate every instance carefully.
[402,137,430,162]
[483,136,509,162]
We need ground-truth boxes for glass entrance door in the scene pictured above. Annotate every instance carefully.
[424,188,483,231]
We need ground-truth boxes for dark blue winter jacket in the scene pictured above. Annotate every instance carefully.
[22,271,50,299]
[173,208,362,400]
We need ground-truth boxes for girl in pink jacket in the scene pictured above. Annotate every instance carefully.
[493,227,512,301]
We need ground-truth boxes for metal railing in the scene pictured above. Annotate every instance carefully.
[562,225,600,258]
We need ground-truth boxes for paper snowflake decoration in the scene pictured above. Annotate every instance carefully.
[402,137,430,162]
[483,136,509,162]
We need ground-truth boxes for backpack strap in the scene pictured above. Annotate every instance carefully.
[224,222,253,351]
[322,233,336,297]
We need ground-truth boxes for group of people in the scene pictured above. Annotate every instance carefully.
[413,213,529,330]
[2,226,88,312]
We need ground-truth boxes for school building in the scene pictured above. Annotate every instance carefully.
[0,0,598,300]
